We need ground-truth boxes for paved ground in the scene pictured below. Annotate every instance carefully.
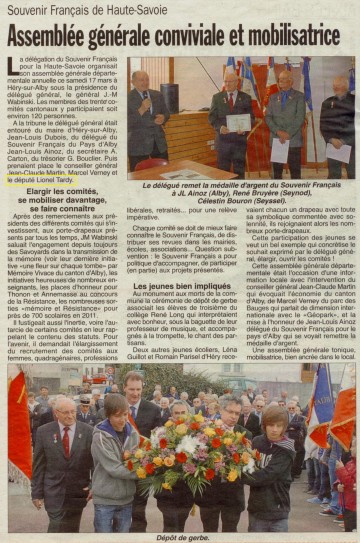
[8,469,346,534]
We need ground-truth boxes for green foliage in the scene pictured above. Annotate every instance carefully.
[115,364,226,400]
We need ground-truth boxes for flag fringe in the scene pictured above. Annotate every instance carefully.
[8,460,31,494]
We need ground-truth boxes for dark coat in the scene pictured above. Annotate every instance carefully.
[128,88,170,156]
[133,399,161,438]
[320,92,355,146]
[31,421,93,513]
[208,90,254,157]
[243,434,296,520]
[239,412,262,438]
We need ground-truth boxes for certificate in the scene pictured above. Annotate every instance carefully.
[270,138,290,163]
[226,114,251,133]
[326,143,352,164]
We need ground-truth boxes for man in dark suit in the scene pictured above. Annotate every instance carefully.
[265,70,306,179]
[239,397,262,438]
[31,397,93,532]
[286,400,306,479]
[159,396,171,424]
[128,70,170,171]
[196,394,252,532]
[123,370,161,532]
[209,72,254,179]
[320,75,355,179]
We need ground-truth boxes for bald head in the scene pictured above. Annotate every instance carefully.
[132,71,150,93]
[224,72,238,92]
[333,76,349,97]
[278,70,293,91]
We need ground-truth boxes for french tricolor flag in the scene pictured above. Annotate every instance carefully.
[306,364,334,448]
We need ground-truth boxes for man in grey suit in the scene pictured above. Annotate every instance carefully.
[265,70,306,179]
[128,70,170,171]
[209,72,254,179]
[31,397,93,532]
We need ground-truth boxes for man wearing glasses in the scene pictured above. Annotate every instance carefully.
[196,394,252,532]
[265,70,306,179]
[31,397,93,532]
[209,72,254,179]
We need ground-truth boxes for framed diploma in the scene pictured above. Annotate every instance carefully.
[226,113,251,132]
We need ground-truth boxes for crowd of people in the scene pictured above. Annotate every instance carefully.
[27,374,356,534]
[128,69,355,180]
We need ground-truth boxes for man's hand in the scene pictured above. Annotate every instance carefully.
[337,483,345,493]
[220,125,230,135]
[138,98,151,115]
[330,138,343,149]
[277,130,290,144]
[154,114,165,125]
[32,499,43,510]
[336,459,344,469]
[83,487,93,502]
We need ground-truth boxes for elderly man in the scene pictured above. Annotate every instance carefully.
[265,70,306,179]
[320,75,355,179]
[209,72,254,179]
[239,397,262,437]
[195,394,252,532]
[156,400,194,532]
[159,396,171,424]
[31,397,93,532]
[128,70,170,171]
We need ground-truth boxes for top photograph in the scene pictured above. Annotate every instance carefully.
[127,56,355,181]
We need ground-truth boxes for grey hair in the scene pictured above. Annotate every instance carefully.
[169,400,189,414]
[218,394,242,410]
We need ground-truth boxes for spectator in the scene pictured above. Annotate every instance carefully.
[76,395,96,427]
[36,386,50,414]
[28,391,41,446]
[239,398,262,438]
[336,435,356,532]
[159,397,171,425]
[286,400,306,479]
[243,405,296,532]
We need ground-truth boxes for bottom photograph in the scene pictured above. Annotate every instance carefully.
[8,362,356,534]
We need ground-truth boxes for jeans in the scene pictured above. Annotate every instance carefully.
[328,457,340,514]
[94,503,132,533]
[248,513,288,532]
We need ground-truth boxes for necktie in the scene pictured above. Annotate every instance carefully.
[281,90,289,108]
[62,426,70,458]
[130,406,136,420]
[229,92,234,111]
[244,415,248,425]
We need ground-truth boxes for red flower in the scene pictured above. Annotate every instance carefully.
[211,438,222,449]
[255,450,261,461]
[233,453,240,464]
[159,439,167,449]
[205,469,215,480]
[145,441,152,451]
[176,452,188,463]
[175,418,185,425]
[145,463,155,475]
[127,460,133,471]
[215,428,224,436]
[190,422,200,431]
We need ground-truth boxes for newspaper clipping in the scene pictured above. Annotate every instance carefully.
[2,0,358,541]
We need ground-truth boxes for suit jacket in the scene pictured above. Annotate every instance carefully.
[286,414,305,451]
[39,408,56,427]
[31,421,93,512]
[239,412,262,438]
[209,90,254,157]
[76,410,96,427]
[320,92,355,146]
[128,88,170,156]
[160,407,171,425]
[265,89,306,147]
[133,399,161,438]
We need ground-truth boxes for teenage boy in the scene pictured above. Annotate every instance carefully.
[243,405,296,532]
